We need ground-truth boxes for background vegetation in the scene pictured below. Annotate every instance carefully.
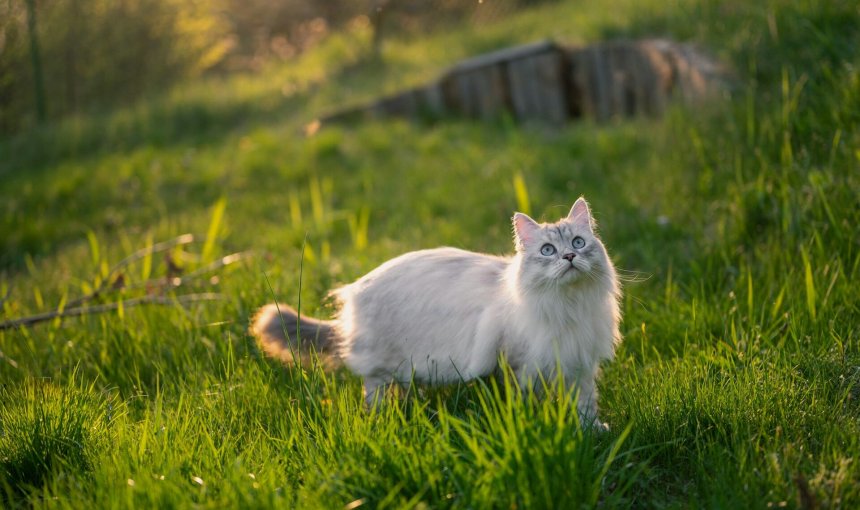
[1,0,859,507]
[0,0,540,132]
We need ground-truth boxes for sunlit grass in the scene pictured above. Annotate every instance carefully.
[2,0,860,507]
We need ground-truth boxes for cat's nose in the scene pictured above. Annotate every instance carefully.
[562,253,576,262]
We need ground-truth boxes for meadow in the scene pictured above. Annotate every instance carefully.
[1,0,859,507]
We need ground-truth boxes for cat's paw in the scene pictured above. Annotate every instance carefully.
[578,412,610,432]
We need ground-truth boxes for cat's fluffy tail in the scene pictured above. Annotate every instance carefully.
[250,303,337,363]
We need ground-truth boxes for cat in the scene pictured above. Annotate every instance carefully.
[251,197,621,427]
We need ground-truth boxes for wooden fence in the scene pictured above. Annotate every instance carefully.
[316,38,728,128]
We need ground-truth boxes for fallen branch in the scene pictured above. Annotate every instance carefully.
[181,251,252,281]
[65,233,197,308]
[107,251,254,296]
[0,293,223,331]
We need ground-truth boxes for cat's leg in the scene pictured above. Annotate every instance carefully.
[363,376,411,409]
[575,369,609,432]
[363,376,390,409]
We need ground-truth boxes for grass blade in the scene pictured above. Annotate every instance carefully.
[513,171,531,215]
[202,198,227,264]
[800,246,816,322]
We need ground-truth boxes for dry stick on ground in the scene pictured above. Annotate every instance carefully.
[117,251,253,295]
[64,233,196,309]
[0,236,252,331]
[0,293,224,331]
[169,251,253,285]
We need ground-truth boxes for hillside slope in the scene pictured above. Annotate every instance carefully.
[1,0,859,507]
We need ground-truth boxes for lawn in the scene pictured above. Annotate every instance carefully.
[1,0,859,507]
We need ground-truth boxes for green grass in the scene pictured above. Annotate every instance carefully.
[2,0,859,507]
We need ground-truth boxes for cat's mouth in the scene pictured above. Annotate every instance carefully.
[559,261,591,282]
[559,264,579,279]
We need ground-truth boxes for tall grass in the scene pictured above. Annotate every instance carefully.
[1,0,859,507]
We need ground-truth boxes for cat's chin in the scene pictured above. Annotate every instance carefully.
[557,266,580,283]
[555,265,600,286]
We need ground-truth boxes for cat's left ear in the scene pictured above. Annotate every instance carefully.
[513,212,540,250]
[567,197,594,230]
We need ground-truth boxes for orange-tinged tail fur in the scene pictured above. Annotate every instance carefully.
[250,303,336,363]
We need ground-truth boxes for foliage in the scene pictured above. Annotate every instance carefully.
[0,0,544,133]
[1,0,859,507]
[0,0,233,132]
[0,377,120,497]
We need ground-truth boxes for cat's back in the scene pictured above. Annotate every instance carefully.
[344,247,507,298]
[333,247,511,382]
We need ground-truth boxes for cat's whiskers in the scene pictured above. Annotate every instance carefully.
[615,267,651,283]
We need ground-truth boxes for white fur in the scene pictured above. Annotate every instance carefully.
[327,197,622,424]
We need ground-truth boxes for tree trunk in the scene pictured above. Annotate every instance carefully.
[371,0,390,60]
[65,0,80,114]
[24,0,47,123]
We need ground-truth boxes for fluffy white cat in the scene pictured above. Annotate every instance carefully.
[251,197,621,426]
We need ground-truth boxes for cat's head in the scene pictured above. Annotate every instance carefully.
[512,197,614,289]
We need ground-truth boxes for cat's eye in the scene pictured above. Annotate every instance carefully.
[572,236,586,249]
[540,244,557,256]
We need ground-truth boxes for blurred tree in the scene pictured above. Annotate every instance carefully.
[0,0,554,134]
[371,0,392,59]
[63,0,80,114]
[0,3,26,132]
[24,0,46,123]
[1,0,233,132]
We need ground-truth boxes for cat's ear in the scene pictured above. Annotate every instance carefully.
[513,212,540,249]
[567,197,594,230]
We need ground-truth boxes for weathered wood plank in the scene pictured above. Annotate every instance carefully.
[415,82,445,117]
[449,40,559,74]
[508,54,536,120]
[507,50,567,124]
[315,38,728,130]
